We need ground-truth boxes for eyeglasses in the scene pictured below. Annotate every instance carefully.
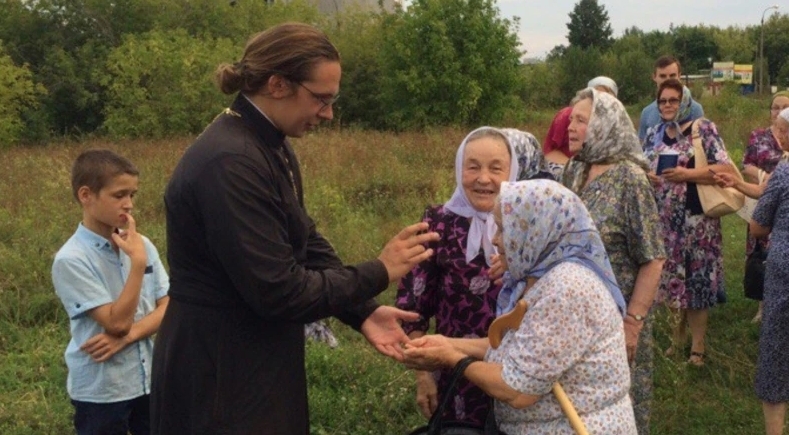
[657,98,681,106]
[297,82,339,111]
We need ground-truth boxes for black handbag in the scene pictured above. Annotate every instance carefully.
[407,357,506,435]
[744,243,768,301]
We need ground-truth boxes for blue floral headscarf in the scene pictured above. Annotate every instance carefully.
[495,180,626,317]
[650,85,696,151]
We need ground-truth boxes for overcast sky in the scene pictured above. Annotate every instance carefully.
[495,0,780,58]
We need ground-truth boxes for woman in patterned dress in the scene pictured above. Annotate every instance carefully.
[395,126,553,426]
[643,78,734,367]
[749,107,789,434]
[741,91,789,322]
[402,180,635,435]
[561,87,666,435]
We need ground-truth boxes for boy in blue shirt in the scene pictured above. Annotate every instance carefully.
[52,149,169,435]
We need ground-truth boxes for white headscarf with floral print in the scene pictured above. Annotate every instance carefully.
[561,89,649,193]
[496,179,626,316]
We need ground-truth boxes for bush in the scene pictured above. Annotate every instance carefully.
[377,0,524,130]
[0,44,45,147]
[99,29,238,138]
[326,10,389,128]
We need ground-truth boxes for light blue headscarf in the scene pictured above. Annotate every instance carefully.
[495,180,626,317]
[650,85,696,151]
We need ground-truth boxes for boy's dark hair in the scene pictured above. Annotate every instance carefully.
[654,55,681,73]
[71,149,139,201]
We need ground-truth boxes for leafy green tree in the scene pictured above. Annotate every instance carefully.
[640,30,673,61]
[604,49,654,105]
[566,0,613,50]
[0,0,165,138]
[377,0,524,130]
[520,61,563,109]
[671,25,719,73]
[761,14,789,87]
[546,44,567,61]
[712,25,757,64]
[149,0,325,41]
[325,10,388,128]
[100,29,237,138]
[0,43,46,146]
[557,45,603,104]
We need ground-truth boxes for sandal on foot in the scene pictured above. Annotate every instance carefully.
[688,351,705,367]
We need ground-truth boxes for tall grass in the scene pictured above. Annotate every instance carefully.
[0,96,775,434]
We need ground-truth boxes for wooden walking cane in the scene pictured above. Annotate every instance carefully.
[488,299,590,435]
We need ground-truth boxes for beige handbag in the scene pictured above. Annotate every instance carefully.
[690,119,744,218]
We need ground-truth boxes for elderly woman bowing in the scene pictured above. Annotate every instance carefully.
[561,88,666,435]
[403,180,636,435]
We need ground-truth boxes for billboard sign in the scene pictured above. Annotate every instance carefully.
[734,64,753,85]
[711,62,734,82]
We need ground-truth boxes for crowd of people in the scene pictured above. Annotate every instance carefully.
[48,22,788,435]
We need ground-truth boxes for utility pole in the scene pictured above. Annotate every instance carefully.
[760,5,779,94]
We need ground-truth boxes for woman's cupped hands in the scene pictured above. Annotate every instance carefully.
[402,335,465,372]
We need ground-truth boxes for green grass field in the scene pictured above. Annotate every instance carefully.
[0,95,775,433]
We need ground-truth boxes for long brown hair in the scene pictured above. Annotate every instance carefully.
[215,22,340,95]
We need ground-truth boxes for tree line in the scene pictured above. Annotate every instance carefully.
[0,0,786,145]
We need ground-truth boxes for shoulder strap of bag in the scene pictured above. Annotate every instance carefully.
[693,118,744,180]
[691,118,708,169]
[427,356,480,435]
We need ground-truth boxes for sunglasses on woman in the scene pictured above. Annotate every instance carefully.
[658,98,681,106]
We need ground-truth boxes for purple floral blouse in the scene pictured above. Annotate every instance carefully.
[396,205,501,425]
[744,128,783,255]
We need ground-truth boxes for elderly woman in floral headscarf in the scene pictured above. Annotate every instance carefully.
[402,180,635,435]
[395,127,554,427]
[560,87,665,435]
[642,78,733,369]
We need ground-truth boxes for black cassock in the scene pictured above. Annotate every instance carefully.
[151,95,388,434]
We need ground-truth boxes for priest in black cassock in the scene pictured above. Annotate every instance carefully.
[150,23,439,435]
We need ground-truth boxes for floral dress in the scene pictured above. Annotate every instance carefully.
[487,263,636,435]
[643,119,728,309]
[579,161,665,435]
[396,205,501,425]
[743,128,783,257]
[752,162,789,402]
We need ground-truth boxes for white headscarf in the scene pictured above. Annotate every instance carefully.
[779,107,789,124]
[444,126,520,266]
[778,108,789,160]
